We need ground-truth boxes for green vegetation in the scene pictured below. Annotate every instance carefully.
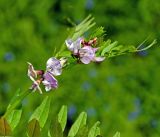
[0,0,160,137]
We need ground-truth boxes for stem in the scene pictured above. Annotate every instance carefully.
[3,89,31,118]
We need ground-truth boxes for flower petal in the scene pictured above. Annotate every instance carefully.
[93,48,99,53]
[80,56,92,64]
[79,46,95,58]
[65,39,74,52]
[73,37,83,54]
[42,71,58,91]
[42,80,52,91]
[79,46,95,64]
[29,78,43,94]
[46,57,62,76]
[65,37,83,54]
[27,62,37,78]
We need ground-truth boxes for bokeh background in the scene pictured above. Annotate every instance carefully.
[0,0,160,136]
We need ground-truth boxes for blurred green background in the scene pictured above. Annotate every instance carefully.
[0,0,160,136]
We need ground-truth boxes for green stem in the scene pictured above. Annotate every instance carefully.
[3,89,31,118]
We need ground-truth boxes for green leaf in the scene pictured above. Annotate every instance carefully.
[58,105,67,132]
[27,119,40,137]
[90,27,106,39]
[136,39,157,52]
[101,41,118,56]
[7,89,21,110]
[88,121,101,137]
[58,51,71,58]
[5,109,22,130]
[0,117,12,136]
[4,89,30,118]
[113,132,120,137]
[29,96,51,128]
[96,40,111,55]
[75,126,88,137]
[50,119,63,137]
[68,112,87,137]
[72,15,95,40]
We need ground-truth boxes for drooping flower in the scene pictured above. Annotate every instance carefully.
[27,57,62,93]
[42,71,58,92]
[65,37,105,64]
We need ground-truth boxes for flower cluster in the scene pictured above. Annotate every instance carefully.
[28,37,105,93]
[65,37,105,64]
[27,57,62,93]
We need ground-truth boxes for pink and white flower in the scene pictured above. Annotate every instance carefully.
[79,46,105,64]
[65,37,105,64]
[27,57,62,93]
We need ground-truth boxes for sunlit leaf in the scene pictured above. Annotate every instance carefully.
[29,96,51,128]
[72,15,95,40]
[27,119,40,137]
[101,41,118,56]
[5,109,22,130]
[90,27,106,39]
[96,40,110,55]
[68,112,87,137]
[0,117,12,136]
[58,105,67,132]
[113,132,120,137]
[88,121,101,137]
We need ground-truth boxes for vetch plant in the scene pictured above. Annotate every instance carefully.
[0,15,157,137]
[27,15,156,94]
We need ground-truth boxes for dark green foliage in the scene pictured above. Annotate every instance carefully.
[0,117,12,136]
[50,119,63,137]
[27,119,41,137]
[75,126,89,137]
[0,0,160,137]
[1,101,104,137]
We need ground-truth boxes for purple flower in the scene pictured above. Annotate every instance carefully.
[65,37,105,64]
[46,57,62,76]
[42,71,58,91]
[27,57,62,93]
[79,46,105,64]
[65,37,83,55]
